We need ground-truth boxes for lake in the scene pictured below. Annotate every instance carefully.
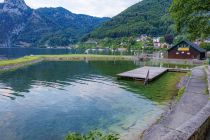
[0,48,131,59]
[0,61,180,140]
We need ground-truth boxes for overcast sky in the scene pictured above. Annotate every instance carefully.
[0,0,140,17]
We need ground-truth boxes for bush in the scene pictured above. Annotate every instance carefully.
[200,42,210,51]
[65,130,119,140]
[164,34,174,44]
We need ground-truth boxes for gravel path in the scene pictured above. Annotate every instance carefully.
[142,66,209,140]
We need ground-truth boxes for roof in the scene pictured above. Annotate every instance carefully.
[168,40,206,53]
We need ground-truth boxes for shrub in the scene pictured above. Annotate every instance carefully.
[65,130,119,140]
[200,42,210,51]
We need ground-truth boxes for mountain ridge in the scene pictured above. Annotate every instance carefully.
[0,0,110,47]
[87,0,173,39]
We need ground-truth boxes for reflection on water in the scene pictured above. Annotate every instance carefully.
[0,61,167,140]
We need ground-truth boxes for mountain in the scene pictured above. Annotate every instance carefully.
[0,0,110,47]
[87,0,173,39]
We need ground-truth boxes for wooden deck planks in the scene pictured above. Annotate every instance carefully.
[117,66,168,81]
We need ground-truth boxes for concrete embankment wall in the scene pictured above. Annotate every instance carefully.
[188,113,210,140]
[186,67,210,140]
[186,68,210,140]
[142,66,209,140]
[163,102,210,140]
[163,67,210,140]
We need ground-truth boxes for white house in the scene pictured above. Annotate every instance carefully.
[153,37,161,48]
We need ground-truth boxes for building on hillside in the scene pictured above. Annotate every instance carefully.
[85,40,98,45]
[136,34,148,42]
[194,38,210,45]
[204,38,210,43]
[167,40,206,60]
[161,43,169,49]
[153,37,161,48]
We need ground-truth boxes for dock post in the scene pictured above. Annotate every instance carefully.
[144,70,149,85]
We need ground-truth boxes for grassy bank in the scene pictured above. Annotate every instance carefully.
[0,55,133,69]
[41,54,133,61]
[0,56,42,67]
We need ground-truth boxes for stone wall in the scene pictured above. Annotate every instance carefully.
[188,67,210,140]
[162,66,210,140]
[188,115,210,140]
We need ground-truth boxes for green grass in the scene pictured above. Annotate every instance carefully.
[0,56,42,67]
[41,54,132,61]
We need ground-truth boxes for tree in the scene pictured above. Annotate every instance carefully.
[170,0,210,40]
[164,34,174,44]
[200,42,210,51]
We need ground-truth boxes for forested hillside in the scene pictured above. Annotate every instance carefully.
[0,0,109,48]
[87,0,173,39]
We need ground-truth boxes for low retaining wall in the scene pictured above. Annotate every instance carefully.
[188,67,210,140]
[187,67,210,140]
[162,102,210,140]
[188,114,210,140]
[162,66,210,140]
[152,58,208,65]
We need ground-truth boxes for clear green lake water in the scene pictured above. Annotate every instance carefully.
[0,61,174,140]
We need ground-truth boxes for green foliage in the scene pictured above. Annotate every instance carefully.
[98,37,140,50]
[164,34,174,44]
[48,37,71,47]
[77,43,97,49]
[170,0,210,40]
[173,35,187,44]
[200,42,210,51]
[65,130,119,140]
[159,37,165,43]
[88,0,173,39]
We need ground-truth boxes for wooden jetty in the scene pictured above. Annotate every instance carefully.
[117,66,168,81]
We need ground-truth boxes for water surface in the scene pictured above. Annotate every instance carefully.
[0,61,168,140]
